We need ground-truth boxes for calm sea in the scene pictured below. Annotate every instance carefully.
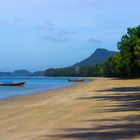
[0,77,76,100]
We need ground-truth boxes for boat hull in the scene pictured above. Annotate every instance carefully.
[0,82,26,86]
[68,79,84,82]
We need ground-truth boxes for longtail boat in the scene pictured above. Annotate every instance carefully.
[68,79,84,82]
[0,81,26,86]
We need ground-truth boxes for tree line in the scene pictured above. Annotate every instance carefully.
[45,65,103,77]
[103,25,140,78]
[45,25,140,78]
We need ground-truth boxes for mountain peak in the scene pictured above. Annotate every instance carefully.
[95,48,108,51]
[74,48,118,67]
[94,48,116,53]
[13,69,31,76]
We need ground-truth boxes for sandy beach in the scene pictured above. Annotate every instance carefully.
[0,78,139,140]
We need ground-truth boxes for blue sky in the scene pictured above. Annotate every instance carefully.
[0,0,140,71]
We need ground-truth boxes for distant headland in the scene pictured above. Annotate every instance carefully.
[0,48,117,77]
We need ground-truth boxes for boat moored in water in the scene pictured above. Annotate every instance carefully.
[68,79,85,82]
[0,81,26,86]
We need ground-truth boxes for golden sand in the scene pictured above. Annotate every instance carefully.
[0,78,139,140]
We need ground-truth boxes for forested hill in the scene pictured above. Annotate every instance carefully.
[45,25,140,78]
[45,48,118,77]
[73,48,118,67]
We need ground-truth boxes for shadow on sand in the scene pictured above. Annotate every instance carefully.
[45,86,140,140]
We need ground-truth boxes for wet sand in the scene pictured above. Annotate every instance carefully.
[0,78,139,140]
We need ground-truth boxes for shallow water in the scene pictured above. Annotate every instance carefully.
[0,77,76,99]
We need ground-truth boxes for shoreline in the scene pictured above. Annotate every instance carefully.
[0,77,91,102]
[0,77,94,101]
[0,78,139,140]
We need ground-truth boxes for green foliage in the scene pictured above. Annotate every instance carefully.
[104,25,140,78]
[79,65,103,77]
[45,25,140,78]
[45,65,103,77]
[103,54,124,77]
[45,68,78,77]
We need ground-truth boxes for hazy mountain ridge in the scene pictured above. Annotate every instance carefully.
[0,48,118,77]
[13,70,32,76]
[0,72,13,77]
[0,70,45,77]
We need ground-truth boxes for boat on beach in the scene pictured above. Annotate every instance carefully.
[0,81,26,86]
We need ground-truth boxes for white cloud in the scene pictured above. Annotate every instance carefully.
[87,38,103,45]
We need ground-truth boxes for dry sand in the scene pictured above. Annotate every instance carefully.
[0,78,139,140]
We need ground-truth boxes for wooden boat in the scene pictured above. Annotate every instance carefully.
[68,79,84,82]
[0,81,26,86]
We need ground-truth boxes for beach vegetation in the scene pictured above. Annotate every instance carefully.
[45,25,140,78]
